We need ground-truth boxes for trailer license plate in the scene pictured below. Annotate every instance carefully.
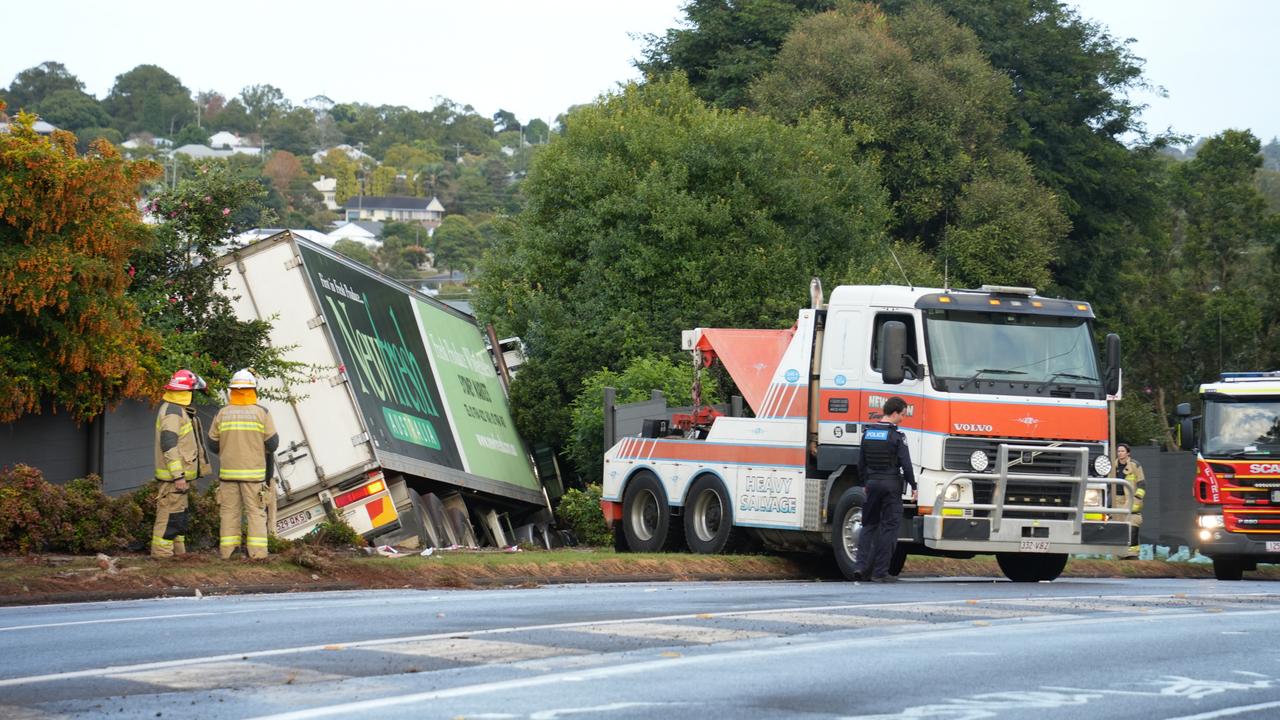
[1019,539,1050,553]
[1267,541,1280,552]
[276,509,314,535]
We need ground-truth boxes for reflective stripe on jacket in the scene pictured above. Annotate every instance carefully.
[208,404,279,481]
[153,401,209,481]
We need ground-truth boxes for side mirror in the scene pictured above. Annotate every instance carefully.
[879,321,907,385]
[1178,417,1195,451]
[1104,333,1121,396]
[1175,402,1192,418]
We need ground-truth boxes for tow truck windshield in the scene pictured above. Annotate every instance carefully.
[924,309,1101,397]
[1202,394,1280,458]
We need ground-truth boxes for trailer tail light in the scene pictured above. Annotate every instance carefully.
[334,476,387,508]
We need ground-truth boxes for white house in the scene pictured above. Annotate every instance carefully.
[342,195,445,227]
[208,131,244,149]
[326,221,382,247]
[312,144,374,164]
[312,176,339,210]
[171,143,262,159]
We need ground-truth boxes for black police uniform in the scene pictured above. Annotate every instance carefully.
[854,421,916,580]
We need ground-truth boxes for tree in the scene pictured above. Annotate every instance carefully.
[171,124,210,147]
[33,89,108,132]
[492,109,521,133]
[638,0,836,109]
[0,109,162,421]
[332,238,375,266]
[210,98,253,134]
[2,61,85,113]
[524,118,551,145]
[317,149,359,204]
[474,75,890,449]
[752,3,1066,283]
[264,107,315,155]
[432,215,481,272]
[263,150,304,196]
[239,84,290,135]
[369,165,397,197]
[103,64,196,136]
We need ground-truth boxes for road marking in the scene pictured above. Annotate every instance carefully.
[571,622,773,644]
[3,594,1273,688]
[377,638,577,663]
[0,705,58,719]
[996,598,1171,614]
[874,604,1048,619]
[1153,700,1280,720]
[745,611,918,628]
[245,609,1280,720]
[0,609,261,632]
[109,660,343,690]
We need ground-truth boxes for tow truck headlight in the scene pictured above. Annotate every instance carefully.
[1093,455,1112,477]
[1197,515,1225,529]
[937,482,963,502]
[1084,487,1104,508]
[969,450,989,472]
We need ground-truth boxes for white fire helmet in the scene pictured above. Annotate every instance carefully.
[229,369,258,389]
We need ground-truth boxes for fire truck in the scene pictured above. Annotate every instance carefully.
[1178,371,1280,580]
[601,282,1133,582]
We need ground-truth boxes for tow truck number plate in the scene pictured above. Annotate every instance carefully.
[1267,541,1280,552]
[1019,539,1051,553]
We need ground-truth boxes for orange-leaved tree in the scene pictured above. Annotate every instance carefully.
[0,104,163,422]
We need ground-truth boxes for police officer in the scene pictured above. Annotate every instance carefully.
[151,369,210,558]
[208,369,279,559]
[853,396,916,582]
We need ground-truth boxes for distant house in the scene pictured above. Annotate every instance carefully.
[312,144,373,164]
[0,117,57,135]
[312,176,339,210]
[208,131,244,149]
[326,220,384,247]
[171,143,262,159]
[342,195,445,226]
[230,227,331,248]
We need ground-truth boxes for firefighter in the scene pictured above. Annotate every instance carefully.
[853,396,916,583]
[208,369,279,559]
[1111,442,1146,554]
[151,369,210,558]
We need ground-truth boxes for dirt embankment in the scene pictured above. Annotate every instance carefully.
[0,549,1274,606]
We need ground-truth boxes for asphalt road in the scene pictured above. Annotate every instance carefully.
[1,576,1278,719]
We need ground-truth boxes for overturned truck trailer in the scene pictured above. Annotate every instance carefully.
[219,230,551,549]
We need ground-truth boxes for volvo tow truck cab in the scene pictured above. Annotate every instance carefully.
[602,283,1133,582]
[1179,372,1280,580]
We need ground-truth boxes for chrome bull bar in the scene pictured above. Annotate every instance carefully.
[931,444,1135,538]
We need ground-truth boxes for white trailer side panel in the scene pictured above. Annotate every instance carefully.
[223,236,375,495]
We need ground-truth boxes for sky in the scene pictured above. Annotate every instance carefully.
[1,1,1276,144]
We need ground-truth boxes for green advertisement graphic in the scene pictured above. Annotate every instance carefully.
[413,299,540,491]
[298,245,462,470]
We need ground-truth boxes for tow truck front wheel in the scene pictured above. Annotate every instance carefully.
[996,552,1068,582]
[621,471,684,553]
[831,487,867,580]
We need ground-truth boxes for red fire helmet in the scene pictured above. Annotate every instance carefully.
[164,369,207,391]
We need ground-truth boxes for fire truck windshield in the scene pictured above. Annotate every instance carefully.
[924,309,1100,396]
[1202,395,1280,458]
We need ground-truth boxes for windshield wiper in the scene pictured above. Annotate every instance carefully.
[1038,372,1098,392]
[960,368,1026,390]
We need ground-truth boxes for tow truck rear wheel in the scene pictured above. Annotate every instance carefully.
[996,552,1068,582]
[684,475,743,554]
[621,471,685,553]
[1212,556,1245,581]
[832,487,867,580]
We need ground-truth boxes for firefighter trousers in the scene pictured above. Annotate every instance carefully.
[150,481,189,558]
[218,480,269,559]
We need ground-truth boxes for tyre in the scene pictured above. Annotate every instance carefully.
[621,471,684,552]
[831,486,867,580]
[683,475,743,554]
[1213,556,1245,581]
[996,552,1068,582]
[889,544,908,577]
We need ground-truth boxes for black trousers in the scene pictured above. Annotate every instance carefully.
[855,475,903,578]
